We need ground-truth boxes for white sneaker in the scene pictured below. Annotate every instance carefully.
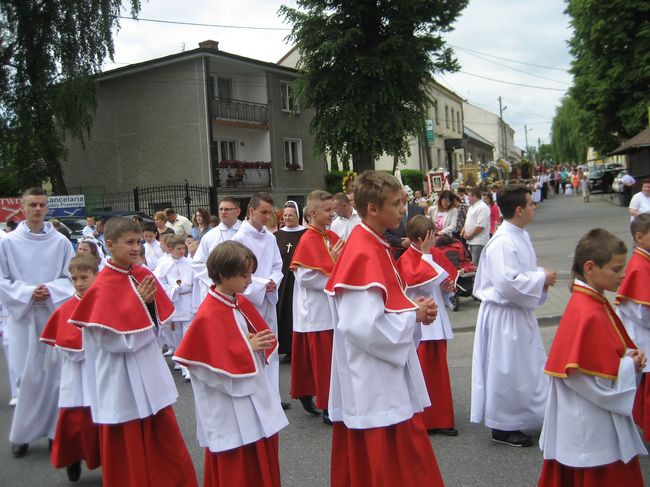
[9,397,17,407]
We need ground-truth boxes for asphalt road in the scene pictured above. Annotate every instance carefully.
[0,191,648,486]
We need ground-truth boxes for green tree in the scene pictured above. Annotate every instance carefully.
[550,95,588,165]
[566,0,650,154]
[0,1,141,194]
[280,0,468,173]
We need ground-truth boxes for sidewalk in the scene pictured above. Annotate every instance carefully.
[451,191,631,332]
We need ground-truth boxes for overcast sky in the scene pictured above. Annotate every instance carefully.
[107,0,573,150]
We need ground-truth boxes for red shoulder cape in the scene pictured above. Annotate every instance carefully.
[40,295,83,352]
[290,225,340,275]
[68,261,175,334]
[324,223,417,312]
[173,288,276,377]
[545,282,636,380]
[396,246,440,288]
[429,246,459,282]
[615,248,650,306]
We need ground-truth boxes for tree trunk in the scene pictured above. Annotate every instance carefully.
[352,153,375,173]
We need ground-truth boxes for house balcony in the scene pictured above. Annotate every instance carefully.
[212,98,268,129]
[214,160,271,189]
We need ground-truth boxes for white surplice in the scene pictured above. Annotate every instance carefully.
[144,240,164,271]
[539,356,647,467]
[232,221,283,395]
[293,268,333,333]
[190,220,242,313]
[186,293,288,453]
[0,221,75,443]
[470,220,549,430]
[155,256,193,322]
[328,288,430,428]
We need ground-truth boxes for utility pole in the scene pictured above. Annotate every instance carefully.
[499,96,508,162]
[524,124,529,159]
[538,137,541,165]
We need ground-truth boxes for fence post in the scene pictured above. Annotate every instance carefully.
[209,185,218,216]
[184,179,192,218]
[133,187,140,212]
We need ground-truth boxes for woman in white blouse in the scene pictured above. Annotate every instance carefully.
[428,190,459,237]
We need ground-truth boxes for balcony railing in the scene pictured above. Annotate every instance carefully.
[214,161,271,189]
[212,98,268,124]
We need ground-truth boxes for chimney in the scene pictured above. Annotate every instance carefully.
[199,40,219,51]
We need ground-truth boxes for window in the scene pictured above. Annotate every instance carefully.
[445,106,449,129]
[451,108,455,131]
[434,99,439,125]
[284,139,303,170]
[457,112,461,134]
[216,139,237,161]
[281,82,298,112]
[217,77,232,100]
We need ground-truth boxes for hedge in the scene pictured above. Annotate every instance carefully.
[324,168,425,194]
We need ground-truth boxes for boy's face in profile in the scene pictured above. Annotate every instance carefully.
[220,262,254,295]
[635,230,650,253]
[71,268,96,296]
[370,188,404,231]
[171,244,186,260]
[586,253,627,294]
[310,199,335,228]
[143,231,156,244]
[107,231,142,267]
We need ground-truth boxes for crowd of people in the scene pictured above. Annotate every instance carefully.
[0,173,649,486]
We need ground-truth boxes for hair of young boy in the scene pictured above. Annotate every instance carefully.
[104,217,143,242]
[248,192,274,211]
[353,170,402,218]
[69,254,99,274]
[406,214,434,242]
[207,241,258,285]
[497,184,531,219]
[631,213,650,238]
[571,228,627,282]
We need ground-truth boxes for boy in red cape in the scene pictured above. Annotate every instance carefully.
[397,215,457,436]
[539,228,647,487]
[40,254,101,482]
[616,213,650,439]
[68,217,197,487]
[290,190,344,423]
[174,241,288,487]
[325,171,444,487]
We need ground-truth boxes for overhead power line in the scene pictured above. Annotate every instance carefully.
[450,44,570,73]
[457,71,568,92]
[116,15,290,31]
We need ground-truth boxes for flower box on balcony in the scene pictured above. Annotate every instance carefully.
[217,160,272,170]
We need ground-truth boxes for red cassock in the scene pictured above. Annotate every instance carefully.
[67,261,197,487]
[616,248,650,439]
[289,225,339,409]
[540,283,643,487]
[397,246,455,430]
[175,288,280,487]
[325,224,443,487]
[40,295,101,470]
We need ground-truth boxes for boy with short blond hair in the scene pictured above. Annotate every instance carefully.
[40,254,100,482]
[325,171,443,486]
[290,190,344,422]
[68,217,197,487]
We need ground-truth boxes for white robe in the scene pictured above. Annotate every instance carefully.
[155,256,193,322]
[58,348,89,409]
[190,220,242,313]
[330,210,361,240]
[83,327,178,424]
[232,221,283,396]
[0,222,74,443]
[539,356,647,467]
[187,302,288,453]
[470,220,549,430]
[144,240,164,271]
[328,288,430,428]
[404,254,454,342]
[293,268,333,333]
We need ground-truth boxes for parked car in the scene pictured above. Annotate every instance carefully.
[611,170,628,193]
[588,165,622,193]
[53,216,86,243]
[93,210,154,224]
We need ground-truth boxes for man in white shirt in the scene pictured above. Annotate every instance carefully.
[81,215,98,239]
[461,188,491,266]
[164,208,192,236]
[330,192,361,240]
[629,179,650,221]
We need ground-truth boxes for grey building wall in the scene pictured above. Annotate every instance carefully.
[266,72,327,203]
[62,58,211,192]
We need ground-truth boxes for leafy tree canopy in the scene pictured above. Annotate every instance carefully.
[280,0,468,173]
[550,95,588,165]
[566,0,650,154]
[0,0,141,194]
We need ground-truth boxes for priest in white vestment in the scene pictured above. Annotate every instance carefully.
[470,185,556,447]
[190,197,242,314]
[0,188,75,455]
[232,193,284,404]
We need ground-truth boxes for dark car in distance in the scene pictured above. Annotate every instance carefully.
[588,164,623,193]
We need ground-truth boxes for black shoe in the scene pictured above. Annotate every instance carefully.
[48,438,54,451]
[66,461,82,482]
[280,354,292,364]
[11,443,29,458]
[322,409,333,425]
[428,428,458,436]
[299,396,321,416]
[281,401,292,410]
[491,429,533,447]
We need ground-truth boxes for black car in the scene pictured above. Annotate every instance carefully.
[53,216,87,243]
[588,165,622,193]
